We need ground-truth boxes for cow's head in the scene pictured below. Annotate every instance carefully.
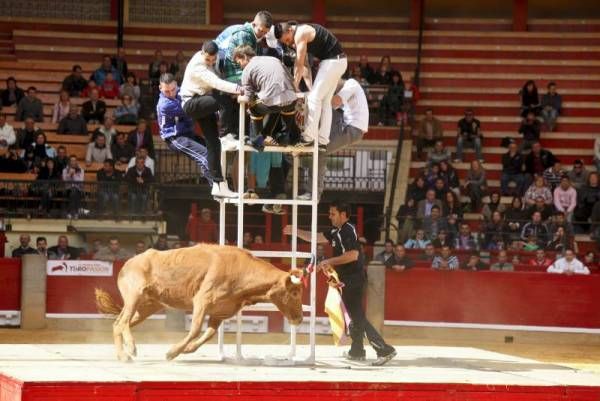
[270,270,304,326]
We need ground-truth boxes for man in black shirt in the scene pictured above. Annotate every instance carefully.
[285,201,396,366]
[455,109,483,163]
[11,234,37,257]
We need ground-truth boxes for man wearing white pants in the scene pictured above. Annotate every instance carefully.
[274,21,347,148]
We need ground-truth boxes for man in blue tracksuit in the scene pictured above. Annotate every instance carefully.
[156,73,235,198]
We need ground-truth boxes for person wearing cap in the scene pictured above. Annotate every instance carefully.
[553,175,577,223]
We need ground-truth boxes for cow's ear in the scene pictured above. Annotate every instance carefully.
[286,274,301,289]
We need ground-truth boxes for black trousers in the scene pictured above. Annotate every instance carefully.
[249,101,298,144]
[341,277,395,358]
[215,91,239,135]
[182,95,224,182]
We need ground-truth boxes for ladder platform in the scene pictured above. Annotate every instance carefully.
[223,144,319,154]
[222,198,316,205]
[243,302,313,313]
[250,250,313,259]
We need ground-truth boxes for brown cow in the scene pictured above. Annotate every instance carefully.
[95,244,304,362]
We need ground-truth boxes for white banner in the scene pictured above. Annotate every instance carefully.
[46,260,113,277]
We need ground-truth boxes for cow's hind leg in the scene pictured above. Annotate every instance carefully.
[113,295,139,362]
[182,316,222,354]
[123,300,162,357]
[166,294,207,361]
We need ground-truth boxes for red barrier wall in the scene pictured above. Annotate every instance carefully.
[0,258,21,311]
[385,269,600,328]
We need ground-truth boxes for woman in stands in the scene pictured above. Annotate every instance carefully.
[36,158,61,215]
[464,160,487,212]
[396,197,417,244]
[547,226,570,253]
[520,80,541,118]
[371,55,395,85]
[439,160,460,197]
[404,229,431,249]
[482,191,506,222]
[52,90,71,124]
[443,190,463,223]
[407,176,427,203]
[26,132,56,169]
[523,175,553,206]
[120,73,141,104]
[114,95,139,125]
[504,196,527,246]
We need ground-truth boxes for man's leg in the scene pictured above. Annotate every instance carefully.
[340,283,367,358]
[456,135,464,161]
[279,101,298,145]
[474,137,483,161]
[317,58,348,146]
[167,135,214,185]
[364,320,395,358]
[215,92,238,135]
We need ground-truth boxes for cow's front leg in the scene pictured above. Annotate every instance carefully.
[182,316,223,354]
[166,295,207,361]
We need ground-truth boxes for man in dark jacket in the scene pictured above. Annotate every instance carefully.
[1,77,25,107]
[11,234,37,257]
[48,235,80,260]
[111,132,135,165]
[96,158,123,216]
[57,107,88,135]
[385,244,414,271]
[501,141,526,195]
[16,117,44,149]
[62,65,88,97]
[81,88,107,124]
[127,118,155,159]
[15,87,44,122]
[125,156,154,215]
[525,141,557,177]
[518,111,541,151]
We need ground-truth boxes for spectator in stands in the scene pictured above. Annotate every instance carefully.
[505,196,527,244]
[57,106,88,135]
[501,141,525,196]
[0,113,16,148]
[574,172,600,232]
[135,240,147,254]
[431,245,459,270]
[402,74,419,126]
[62,65,88,97]
[455,108,483,163]
[404,228,431,249]
[490,250,514,272]
[92,239,106,255]
[417,189,443,219]
[112,47,128,82]
[439,161,460,197]
[358,55,374,83]
[483,210,507,251]
[96,159,122,216]
[568,160,589,191]
[554,176,577,222]
[54,145,69,173]
[243,232,253,249]
[422,206,448,242]
[1,77,24,107]
[464,160,487,211]
[153,234,169,251]
[148,50,164,88]
[547,249,590,275]
[520,80,540,118]
[385,244,414,271]
[432,229,453,249]
[11,234,37,257]
[27,132,56,167]
[427,140,451,167]
[254,235,264,245]
[592,202,600,248]
[432,178,447,200]
[523,175,553,206]
[407,176,427,203]
[127,118,155,158]
[548,211,574,239]
[460,252,488,271]
[416,108,443,159]
[99,72,120,99]
[93,116,117,146]
[189,207,218,244]
[0,143,26,173]
[119,72,140,104]
[111,132,135,166]
[455,223,478,251]
[424,163,440,189]
[94,237,132,261]
[15,87,44,122]
[81,88,107,124]
[170,51,188,85]
[396,198,417,244]
[481,191,506,222]
[37,158,61,214]
[520,211,549,248]
[540,82,561,131]
[518,111,541,151]
[378,71,404,126]
[127,147,155,175]
[52,90,71,124]
[543,161,565,191]
[36,236,48,257]
[80,80,97,99]
[442,191,462,222]
[421,243,436,262]
[584,251,599,273]
[125,155,153,215]
[92,55,122,86]
[114,94,138,125]
[16,117,43,149]
[62,155,85,219]
[527,196,553,221]
[528,249,553,270]
[48,235,80,260]
[595,138,600,174]
[525,141,556,180]
[85,134,112,165]
[547,226,570,253]
[375,239,394,264]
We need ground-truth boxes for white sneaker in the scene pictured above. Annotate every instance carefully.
[220,134,239,151]
[297,192,312,200]
[211,182,238,198]
[243,190,260,199]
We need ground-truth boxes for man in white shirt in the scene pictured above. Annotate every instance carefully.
[127,147,155,175]
[547,249,590,275]
[300,78,368,200]
[180,41,242,197]
[0,113,16,147]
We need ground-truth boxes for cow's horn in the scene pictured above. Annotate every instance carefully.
[290,275,301,285]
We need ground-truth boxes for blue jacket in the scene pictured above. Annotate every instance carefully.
[156,90,196,140]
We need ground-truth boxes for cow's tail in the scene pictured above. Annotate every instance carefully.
[94,288,123,316]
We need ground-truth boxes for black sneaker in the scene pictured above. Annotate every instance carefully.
[343,351,366,362]
[371,350,396,366]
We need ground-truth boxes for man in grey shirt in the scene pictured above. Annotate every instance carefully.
[233,45,298,149]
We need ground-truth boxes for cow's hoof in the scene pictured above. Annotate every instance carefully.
[126,344,137,357]
[182,344,197,354]
[117,353,133,363]
[165,348,180,361]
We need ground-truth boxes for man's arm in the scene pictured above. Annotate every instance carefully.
[198,66,241,95]
[323,250,359,268]
[283,225,328,243]
[293,26,312,90]
[240,66,255,100]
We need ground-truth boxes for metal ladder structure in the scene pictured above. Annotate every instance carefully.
[216,98,319,365]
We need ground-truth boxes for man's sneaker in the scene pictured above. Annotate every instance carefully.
[297,192,312,201]
[243,190,260,199]
[342,351,366,362]
[371,350,397,366]
[211,182,238,198]
[262,204,285,215]
[318,144,327,152]
[294,138,314,147]
[220,134,239,151]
